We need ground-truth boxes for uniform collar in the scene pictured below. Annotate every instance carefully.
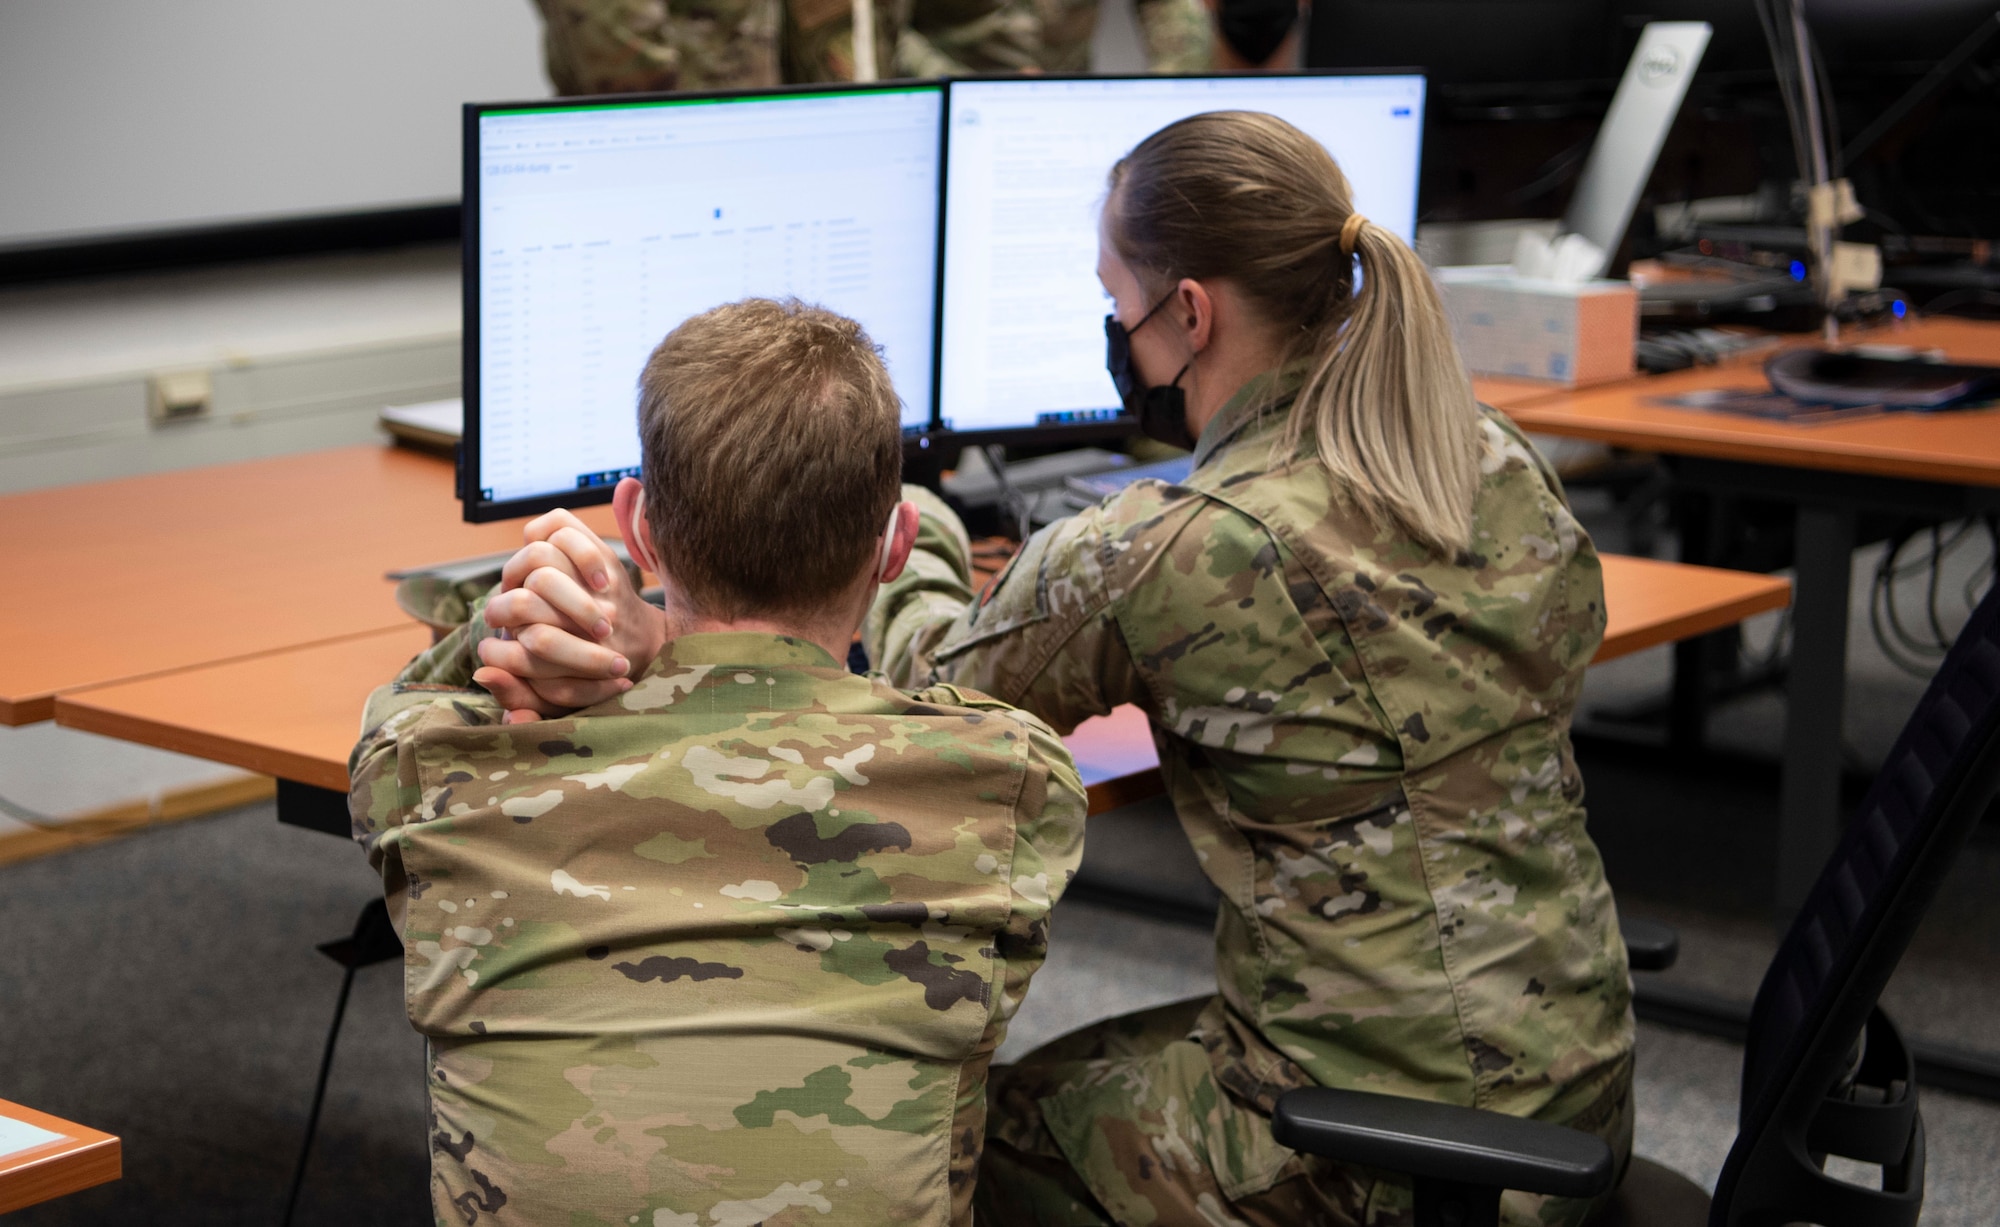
[651,631,841,671]
[1189,361,1311,472]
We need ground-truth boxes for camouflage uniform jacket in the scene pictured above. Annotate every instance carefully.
[897,0,1212,77]
[532,0,1211,97]
[350,620,1086,1226]
[867,371,1634,1152]
[533,0,901,95]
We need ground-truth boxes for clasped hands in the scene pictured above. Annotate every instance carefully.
[472,509,666,724]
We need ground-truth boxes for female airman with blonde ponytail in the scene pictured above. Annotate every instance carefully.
[873,110,1632,1227]
[485,108,1634,1227]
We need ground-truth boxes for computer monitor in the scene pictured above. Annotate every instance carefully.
[935,73,1426,442]
[463,82,944,522]
[1309,1,1620,90]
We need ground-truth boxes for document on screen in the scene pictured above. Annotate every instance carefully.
[937,76,1424,436]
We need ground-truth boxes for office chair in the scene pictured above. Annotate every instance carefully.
[281,896,403,1227]
[1273,578,2000,1227]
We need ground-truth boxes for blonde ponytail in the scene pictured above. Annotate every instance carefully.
[1107,112,1481,558]
[1281,219,1480,557]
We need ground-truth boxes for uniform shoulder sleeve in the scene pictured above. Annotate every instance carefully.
[912,685,1085,1072]
[904,681,1085,918]
[348,611,506,854]
[1480,404,1573,508]
[1473,405,1606,671]
[875,481,1198,733]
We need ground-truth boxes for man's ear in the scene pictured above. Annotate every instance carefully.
[878,500,921,584]
[612,477,663,578]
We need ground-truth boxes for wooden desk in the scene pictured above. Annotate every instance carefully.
[0,445,616,725]
[1505,318,2000,487]
[1504,315,2000,910]
[0,1100,119,1214]
[1471,375,1575,411]
[55,555,1789,827]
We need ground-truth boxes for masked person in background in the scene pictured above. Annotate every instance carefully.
[478,112,1635,1226]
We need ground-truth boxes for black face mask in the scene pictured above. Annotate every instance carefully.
[1105,292,1196,451]
[1217,0,1298,66]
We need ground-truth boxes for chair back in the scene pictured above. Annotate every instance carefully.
[1713,580,2000,1227]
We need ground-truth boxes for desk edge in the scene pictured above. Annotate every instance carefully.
[1508,412,2000,489]
[1594,580,1793,665]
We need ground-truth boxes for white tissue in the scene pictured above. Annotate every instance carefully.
[1511,231,1607,284]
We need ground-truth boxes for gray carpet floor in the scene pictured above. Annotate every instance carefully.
[3,793,1997,1225]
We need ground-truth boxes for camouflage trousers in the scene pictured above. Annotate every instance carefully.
[534,0,908,94]
[975,998,1635,1227]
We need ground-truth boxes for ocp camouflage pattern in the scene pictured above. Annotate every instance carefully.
[535,0,783,94]
[867,368,1635,1225]
[351,624,1086,1225]
[533,0,1211,97]
[897,0,1212,77]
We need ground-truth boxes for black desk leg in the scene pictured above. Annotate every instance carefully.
[1669,636,1709,751]
[276,779,352,839]
[1778,503,1857,914]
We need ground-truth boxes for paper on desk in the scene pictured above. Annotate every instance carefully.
[0,1115,66,1159]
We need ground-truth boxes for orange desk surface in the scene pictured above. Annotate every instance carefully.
[55,554,1788,815]
[1471,375,1578,410]
[0,445,615,726]
[1503,318,2000,487]
[0,1100,119,1215]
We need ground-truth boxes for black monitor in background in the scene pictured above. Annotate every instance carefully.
[1308,0,1621,93]
[461,82,945,523]
[1305,2,1771,252]
[1809,1,2000,243]
[933,72,1426,445]
[1311,0,2000,247]
[1306,1,1768,97]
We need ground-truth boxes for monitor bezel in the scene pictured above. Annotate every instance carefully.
[928,68,1426,449]
[461,78,951,523]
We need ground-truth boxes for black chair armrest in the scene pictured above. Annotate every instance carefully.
[1272,1087,1616,1200]
[1621,915,1680,972]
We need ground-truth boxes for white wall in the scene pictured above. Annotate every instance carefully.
[0,0,550,249]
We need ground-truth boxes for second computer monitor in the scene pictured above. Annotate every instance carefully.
[937,74,1425,440]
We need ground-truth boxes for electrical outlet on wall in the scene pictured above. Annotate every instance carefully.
[147,369,212,423]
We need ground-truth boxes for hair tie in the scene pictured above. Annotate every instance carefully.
[1339,213,1368,260]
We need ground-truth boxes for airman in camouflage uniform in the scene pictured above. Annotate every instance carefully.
[533,0,895,93]
[864,368,1635,1225]
[897,0,1213,77]
[533,0,1211,99]
[351,609,1086,1224]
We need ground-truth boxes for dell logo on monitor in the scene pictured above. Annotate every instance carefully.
[1640,46,1682,85]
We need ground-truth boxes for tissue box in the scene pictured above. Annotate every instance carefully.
[1435,266,1637,387]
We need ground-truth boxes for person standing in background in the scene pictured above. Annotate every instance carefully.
[897,0,1211,77]
[533,0,1212,96]
[533,0,891,92]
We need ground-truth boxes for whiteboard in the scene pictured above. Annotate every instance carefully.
[0,0,551,250]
